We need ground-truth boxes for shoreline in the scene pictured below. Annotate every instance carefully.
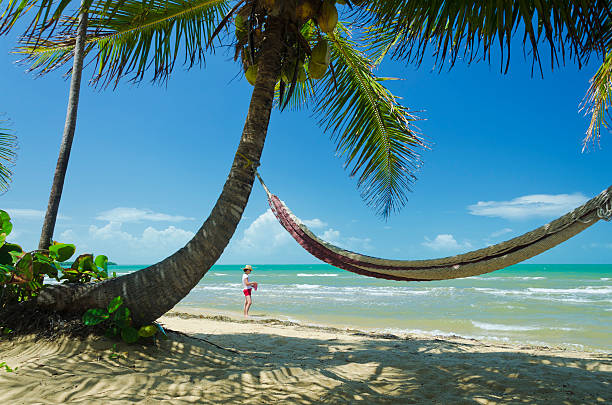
[171,305,610,353]
[1,311,610,404]
[160,309,612,359]
[178,263,612,352]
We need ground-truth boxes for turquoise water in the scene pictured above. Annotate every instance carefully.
[112,264,612,351]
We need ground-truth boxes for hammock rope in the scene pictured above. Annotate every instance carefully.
[256,172,611,281]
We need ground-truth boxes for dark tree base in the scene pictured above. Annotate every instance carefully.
[0,301,102,340]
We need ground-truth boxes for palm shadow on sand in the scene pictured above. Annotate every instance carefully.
[0,329,610,404]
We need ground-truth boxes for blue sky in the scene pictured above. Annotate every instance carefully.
[1,24,610,265]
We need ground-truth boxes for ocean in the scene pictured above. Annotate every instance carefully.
[112,263,612,352]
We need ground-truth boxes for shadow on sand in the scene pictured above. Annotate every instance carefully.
[0,329,610,404]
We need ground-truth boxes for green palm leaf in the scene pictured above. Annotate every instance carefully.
[363,0,610,74]
[313,23,426,218]
[1,0,57,35]
[273,78,314,111]
[0,120,18,194]
[582,49,612,149]
[18,0,230,85]
[2,0,95,36]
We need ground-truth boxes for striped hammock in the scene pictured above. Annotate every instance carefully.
[257,174,611,281]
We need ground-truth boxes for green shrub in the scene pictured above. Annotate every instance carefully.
[82,296,162,344]
[0,209,111,308]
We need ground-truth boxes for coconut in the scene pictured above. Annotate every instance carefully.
[308,40,330,80]
[245,65,258,85]
[311,40,330,65]
[317,1,338,33]
[307,60,327,79]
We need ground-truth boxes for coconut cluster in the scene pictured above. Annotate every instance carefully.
[234,0,343,87]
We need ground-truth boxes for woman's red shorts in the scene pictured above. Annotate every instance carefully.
[243,288,252,296]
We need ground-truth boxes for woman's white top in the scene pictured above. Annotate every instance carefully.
[242,273,251,290]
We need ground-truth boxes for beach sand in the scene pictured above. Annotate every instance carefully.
[0,310,610,404]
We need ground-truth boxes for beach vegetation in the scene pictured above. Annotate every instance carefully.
[0,1,608,325]
[0,210,110,310]
[0,361,16,372]
[82,295,163,344]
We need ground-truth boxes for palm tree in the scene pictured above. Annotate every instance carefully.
[4,0,610,324]
[0,120,17,194]
[582,48,611,149]
[0,0,90,250]
[37,2,89,250]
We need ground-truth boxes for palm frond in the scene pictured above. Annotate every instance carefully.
[581,49,612,149]
[1,0,57,36]
[1,0,101,36]
[18,0,230,86]
[0,120,18,194]
[273,78,314,111]
[313,23,426,218]
[362,0,611,74]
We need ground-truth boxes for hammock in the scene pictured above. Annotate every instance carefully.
[257,174,611,281]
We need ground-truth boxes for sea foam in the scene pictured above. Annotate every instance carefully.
[527,286,612,295]
[471,321,539,331]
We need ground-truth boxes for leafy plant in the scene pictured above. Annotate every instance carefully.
[59,253,109,283]
[0,209,110,307]
[0,362,16,372]
[82,296,161,344]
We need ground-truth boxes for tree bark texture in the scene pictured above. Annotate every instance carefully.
[38,16,286,324]
[38,5,89,250]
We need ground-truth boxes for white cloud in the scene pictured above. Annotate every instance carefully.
[85,221,192,262]
[322,228,341,243]
[490,228,513,238]
[302,218,327,229]
[89,221,194,248]
[468,193,588,220]
[141,226,194,246]
[95,207,194,223]
[235,209,291,252]
[89,221,129,241]
[422,234,472,251]
[321,228,372,251]
[59,229,77,241]
[58,229,90,251]
[5,208,69,220]
[233,209,372,255]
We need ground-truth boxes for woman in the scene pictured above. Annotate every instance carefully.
[241,265,258,317]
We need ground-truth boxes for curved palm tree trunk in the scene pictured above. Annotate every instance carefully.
[38,4,89,250]
[38,15,286,324]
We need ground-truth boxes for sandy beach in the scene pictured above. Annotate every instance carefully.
[0,310,610,404]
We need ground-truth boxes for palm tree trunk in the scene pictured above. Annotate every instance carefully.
[38,4,88,250]
[37,15,286,324]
